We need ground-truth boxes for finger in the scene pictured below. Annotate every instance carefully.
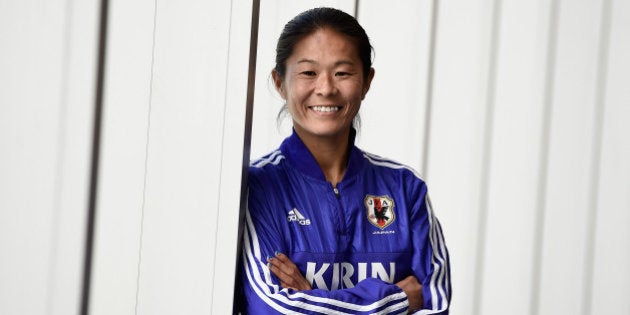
[266,252,290,270]
[273,252,290,263]
[274,264,300,285]
[266,257,285,276]
[277,261,300,278]
[268,254,299,278]
[273,253,300,272]
[268,257,296,284]
[267,253,312,291]
[273,253,302,276]
[267,258,294,279]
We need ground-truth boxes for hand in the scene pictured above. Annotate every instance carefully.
[395,275,423,313]
[267,252,312,291]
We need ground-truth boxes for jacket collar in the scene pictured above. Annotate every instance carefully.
[280,128,365,183]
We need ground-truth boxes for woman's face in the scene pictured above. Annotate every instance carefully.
[273,28,374,141]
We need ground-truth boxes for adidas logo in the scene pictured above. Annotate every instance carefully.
[287,208,311,226]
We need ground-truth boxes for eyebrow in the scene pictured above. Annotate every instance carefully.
[296,59,356,67]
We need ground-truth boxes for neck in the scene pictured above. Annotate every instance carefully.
[295,128,351,187]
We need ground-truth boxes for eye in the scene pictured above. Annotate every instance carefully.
[335,71,352,77]
[300,71,316,76]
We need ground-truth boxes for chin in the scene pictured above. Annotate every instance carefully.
[311,127,349,138]
[295,121,352,139]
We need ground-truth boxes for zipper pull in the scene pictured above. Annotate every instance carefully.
[333,187,340,197]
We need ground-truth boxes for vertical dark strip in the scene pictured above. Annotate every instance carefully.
[232,0,259,313]
[421,0,439,178]
[471,0,502,314]
[582,0,612,314]
[80,0,109,313]
[530,0,559,314]
[354,0,360,19]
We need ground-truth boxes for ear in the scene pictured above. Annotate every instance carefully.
[271,69,286,99]
[361,67,375,100]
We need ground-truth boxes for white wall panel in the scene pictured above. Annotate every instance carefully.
[537,0,605,314]
[0,4,65,312]
[357,0,433,172]
[426,0,494,313]
[134,1,236,313]
[250,0,355,159]
[212,0,256,312]
[91,0,252,314]
[90,0,156,313]
[478,1,550,314]
[0,0,98,314]
[590,0,630,313]
[48,2,101,313]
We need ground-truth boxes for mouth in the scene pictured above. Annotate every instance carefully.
[309,105,341,113]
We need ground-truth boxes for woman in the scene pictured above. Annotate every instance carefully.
[240,7,450,314]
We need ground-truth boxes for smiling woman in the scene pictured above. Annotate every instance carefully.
[272,27,374,185]
[238,7,451,314]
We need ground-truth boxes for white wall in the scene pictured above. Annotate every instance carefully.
[0,0,99,314]
[426,0,629,314]
[1,0,628,314]
[590,2,630,313]
[89,0,252,314]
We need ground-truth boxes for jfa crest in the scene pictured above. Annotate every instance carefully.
[365,195,395,229]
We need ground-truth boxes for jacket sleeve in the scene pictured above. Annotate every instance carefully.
[241,194,410,314]
[408,181,451,315]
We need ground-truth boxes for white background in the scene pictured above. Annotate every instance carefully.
[1,0,628,314]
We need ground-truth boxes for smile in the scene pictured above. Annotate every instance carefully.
[310,106,341,112]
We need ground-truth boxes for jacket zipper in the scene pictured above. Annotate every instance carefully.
[333,186,340,198]
[331,185,348,236]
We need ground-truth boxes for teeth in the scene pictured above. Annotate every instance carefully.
[312,106,340,112]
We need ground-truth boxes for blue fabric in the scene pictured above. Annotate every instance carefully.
[240,129,451,314]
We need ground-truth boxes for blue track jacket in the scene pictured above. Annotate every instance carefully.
[241,130,451,314]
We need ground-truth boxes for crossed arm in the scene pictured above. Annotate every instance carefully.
[267,252,424,313]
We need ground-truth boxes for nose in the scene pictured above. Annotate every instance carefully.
[315,73,337,96]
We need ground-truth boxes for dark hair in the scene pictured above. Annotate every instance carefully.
[274,7,373,80]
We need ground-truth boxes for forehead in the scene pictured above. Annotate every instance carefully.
[288,28,360,65]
